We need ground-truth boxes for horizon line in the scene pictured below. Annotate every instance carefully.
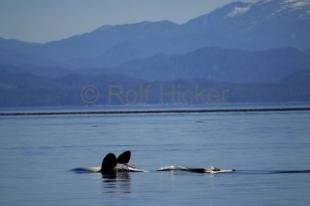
[1,106,310,116]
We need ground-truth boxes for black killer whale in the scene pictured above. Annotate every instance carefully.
[72,150,144,174]
[157,165,236,174]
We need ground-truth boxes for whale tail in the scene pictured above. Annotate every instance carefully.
[116,150,131,164]
[101,151,131,173]
[101,153,117,173]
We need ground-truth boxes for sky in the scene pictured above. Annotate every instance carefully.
[0,0,241,43]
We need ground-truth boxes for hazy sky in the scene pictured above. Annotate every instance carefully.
[0,0,240,43]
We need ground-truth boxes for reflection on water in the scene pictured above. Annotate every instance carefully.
[101,172,131,194]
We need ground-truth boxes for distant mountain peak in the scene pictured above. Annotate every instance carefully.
[254,0,310,10]
[283,0,310,7]
[187,0,310,25]
[96,20,178,31]
[226,3,252,18]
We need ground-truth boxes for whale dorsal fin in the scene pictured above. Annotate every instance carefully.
[101,153,117,172]
[116,150,131,164]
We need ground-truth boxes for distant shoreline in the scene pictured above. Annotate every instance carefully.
[1,107,310,116]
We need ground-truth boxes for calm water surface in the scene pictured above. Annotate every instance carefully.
[1,111,310,205]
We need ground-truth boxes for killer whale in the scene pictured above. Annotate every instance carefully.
[157,165,236,174]
[72,150,144,174]
[157,166,310,175]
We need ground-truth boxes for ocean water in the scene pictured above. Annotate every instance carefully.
[0,111,310,205]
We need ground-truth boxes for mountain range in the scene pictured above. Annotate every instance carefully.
[111,47,310,82]
[1,0,310,107]
[1,0,310,68]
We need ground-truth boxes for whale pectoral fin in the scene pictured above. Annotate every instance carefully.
[101,153,117,172]
[116,150,131,164]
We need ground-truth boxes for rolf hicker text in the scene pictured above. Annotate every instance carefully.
[80,84,229,105]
